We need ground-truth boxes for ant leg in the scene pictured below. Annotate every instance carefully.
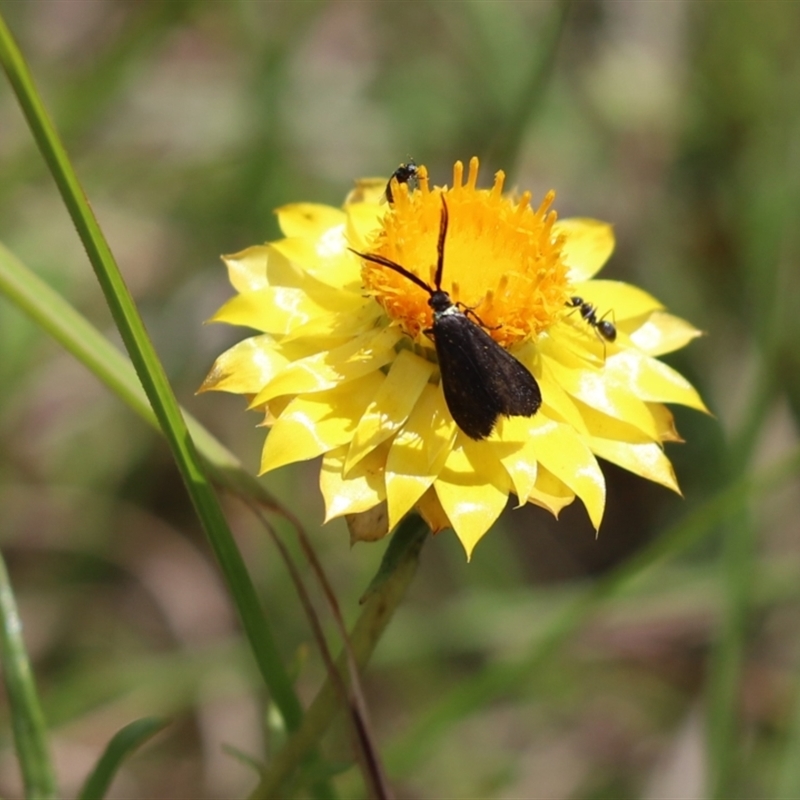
[593,325,608,361]
[565,296,584,320]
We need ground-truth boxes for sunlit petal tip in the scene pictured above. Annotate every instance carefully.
[416,488,452,536]
[553,218,616,281]
[219,246,273,294]
[203,158,708,559]
[630,310,706,354]
[321,446,386,525]
[275,203,346,240]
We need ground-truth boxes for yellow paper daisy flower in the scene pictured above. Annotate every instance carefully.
[201,158,707,559]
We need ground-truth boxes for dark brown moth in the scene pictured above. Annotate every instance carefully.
[352,196,541,439]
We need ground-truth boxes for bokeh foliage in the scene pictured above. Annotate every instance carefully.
[2,1,800,797]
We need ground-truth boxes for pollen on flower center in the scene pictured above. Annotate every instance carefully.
[360,157,572,347]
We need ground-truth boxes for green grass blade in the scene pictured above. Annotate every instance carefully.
[0,548,58,800]
[0,240,343,795]
[707,508,755,798]
[777,679,800,797]
[0,240,274,509]
[0,14,303,734]
[77,717,168,800]
[707,364,775,796]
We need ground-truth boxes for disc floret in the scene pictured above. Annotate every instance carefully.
[362,157,572,348]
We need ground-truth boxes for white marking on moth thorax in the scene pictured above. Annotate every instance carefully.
[439,305,461,317]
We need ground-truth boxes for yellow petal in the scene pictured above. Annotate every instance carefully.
[199,334,287,395]
[493,416,538,504]
[416,487,451,534]
[252,326,402,403]
[553,218,615,281]
[629,311,704,356]
[525,416,606,530]
[222,243,311,295]
[547,320,611,367]
[210,286,335,334]
[606,350,709,412]
[575,400,657,444]
[281,303,382,344]
[539,327,603,370]
[590,437,680,493]
[260,372,384,472]
[271,236,360,289]
[275,203,346,239]
[271,335,353,367]
[528,466,576,517]
[345,202,384,250]
[648,403,683,442]
[434,436,512,559]
[542,347,661,440]
[571,280,664,321]
[346,350,435,472]
[385,384,456,532]
[222,246,269,294]
[320,443,388,521]
[345,178,389,207]
[538,360,591,435]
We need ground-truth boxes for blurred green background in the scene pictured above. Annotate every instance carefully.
[2,1,800,797]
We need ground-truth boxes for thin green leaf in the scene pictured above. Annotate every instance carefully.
[707,315,778,798]
[0,238,340,795]
[777,679,800,797]
[0,240,273,509]
[78,717,168,800]
[0,548,58,800]
[0,13,304,736]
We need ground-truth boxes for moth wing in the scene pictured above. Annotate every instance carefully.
[433,314,540,440]
[432,315,505,439]
[480,333,542,418]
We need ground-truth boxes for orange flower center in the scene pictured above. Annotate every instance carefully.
[360,157,571,348]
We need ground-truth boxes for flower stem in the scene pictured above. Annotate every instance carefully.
[249,516,429,800]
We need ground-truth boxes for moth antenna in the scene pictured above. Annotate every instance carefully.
[348,247,433,296]
[435,195,449,290]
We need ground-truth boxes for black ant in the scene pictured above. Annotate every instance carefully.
[384,160,419,204]
[566,296,617,343]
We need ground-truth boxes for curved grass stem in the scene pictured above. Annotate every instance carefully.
[0,548,58,800]
[0,8,306,749]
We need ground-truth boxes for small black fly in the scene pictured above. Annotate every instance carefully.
[566,296,617,343]
[351,196,541,440]
[384,160,419,205]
